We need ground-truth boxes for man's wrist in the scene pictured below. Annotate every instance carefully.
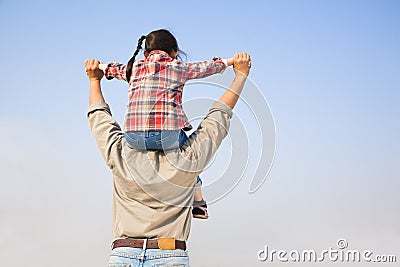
[234,73,248,80]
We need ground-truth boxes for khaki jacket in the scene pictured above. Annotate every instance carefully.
[87,101,232,241]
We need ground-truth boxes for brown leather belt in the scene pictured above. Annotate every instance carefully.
[112,238,186,251]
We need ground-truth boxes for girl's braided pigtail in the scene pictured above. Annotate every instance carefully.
[126,35,146,82]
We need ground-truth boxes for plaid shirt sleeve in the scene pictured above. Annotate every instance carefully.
[104,62,127,81]
[183,57,227,81]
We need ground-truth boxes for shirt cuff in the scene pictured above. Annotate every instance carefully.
[87,101,111,117]
[209,100,233,118]
[213,57,230,67]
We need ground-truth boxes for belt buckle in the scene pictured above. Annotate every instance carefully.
[157,237,175,250]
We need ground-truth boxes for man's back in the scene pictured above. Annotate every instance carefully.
[87,101,233,240]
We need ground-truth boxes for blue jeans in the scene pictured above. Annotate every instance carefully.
[125,130,187,151]
[125,130,201,184]
[109,247,189,267]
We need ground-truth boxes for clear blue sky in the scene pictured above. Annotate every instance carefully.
[0,0,399,266]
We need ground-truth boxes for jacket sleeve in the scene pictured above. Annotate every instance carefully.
[87,102,124,169]
[182,101,233,173]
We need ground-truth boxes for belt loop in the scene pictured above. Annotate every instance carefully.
[139,239,147,261]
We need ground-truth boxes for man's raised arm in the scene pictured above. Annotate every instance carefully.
[85,59,124,169]
[219,52,251,109]
[183,53,251,174]
[85,59,105,105]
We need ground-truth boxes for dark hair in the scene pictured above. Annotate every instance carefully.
[126,29,183,82]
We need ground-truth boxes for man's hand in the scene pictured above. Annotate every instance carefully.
[219,52,251,109]
[233,52,251,78]
[85,59,104,81]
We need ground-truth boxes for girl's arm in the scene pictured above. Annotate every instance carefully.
[183,57,232,81]
[103,62,128,81]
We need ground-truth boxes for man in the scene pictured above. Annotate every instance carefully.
[85,52,251,266]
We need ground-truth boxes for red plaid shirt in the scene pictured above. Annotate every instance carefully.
[105,50,227,132]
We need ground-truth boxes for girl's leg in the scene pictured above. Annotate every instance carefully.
[192,177,209,219]
[178,130,189,147]
[193,177,205,202]
[179,132,206,202]
[180,131,209,218]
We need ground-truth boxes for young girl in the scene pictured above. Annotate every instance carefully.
[99,29,233,219]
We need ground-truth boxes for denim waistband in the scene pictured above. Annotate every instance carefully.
[111,247,188,260]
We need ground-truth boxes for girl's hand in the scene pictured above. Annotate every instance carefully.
[85,59,104,81]
[233,53,251,77]
[227,58,234,66]
[99,63,107,71]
